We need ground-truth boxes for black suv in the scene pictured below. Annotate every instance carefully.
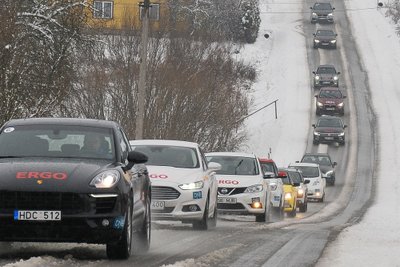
[313,64,340,88]
[312,115,347,145]
[313,29,337,49]
[310,2,335,24]
[300,153,337,185]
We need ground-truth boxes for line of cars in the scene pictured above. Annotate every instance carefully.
[310,2,348,146]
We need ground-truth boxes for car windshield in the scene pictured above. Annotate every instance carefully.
[317,67,336,74]
[313,3,332,10]
[132,145,199,168]
[0,125,115,160]
[319,90,342,99]
[291,166,319,178]
[316,30,335,36]
[260,162,275,174]
[206,156,259,175]
[281,173,292,185]
[289,171,302,183]
[302,155,332,166]
[317,118,343,127]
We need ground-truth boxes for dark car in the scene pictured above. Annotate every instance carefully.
[313,64,341,88]
[315,87,346,116]
[300,153,337,185]
[313,115,347,145]
[0,118,151,260]
[313,29,337,49]
[310,2,335,23]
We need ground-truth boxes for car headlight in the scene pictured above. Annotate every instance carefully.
[334,75,338,80]
[179,181,204,190]
[90,170,120,188]
[269,182,277,191]
[312,12,317,16]
[297,189,304,197]
[312,180,320,186]
[331,40,337,43]
[325,170,334,177]
[314,39,320,43]
[314,131,320,136]
[284,192,292,200]
[337,102,344,108]
[338,132,345,137]
[244,184,263,193]
[327,13,333,17]
[315,75,320,80]
[317,101,324,107]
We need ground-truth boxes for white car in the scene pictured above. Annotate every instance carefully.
[205,152,272,222]
[289,162,326,202]
[130,139,221,230]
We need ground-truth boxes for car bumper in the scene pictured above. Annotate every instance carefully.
[217,191,266,215]
[316,106,344,114]
[314,42,336,48]
[314,134,345,143]
[311,16,334,23]
[307,187,324,199]
[314,81,339,87]
[0,192,129,243]
[151,187,207,222]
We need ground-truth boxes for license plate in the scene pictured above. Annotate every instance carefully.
[151,201,165,210]
[325,137,334,140]
[326,108,335,110]
[14,210,61,221]
[218,197,237,204]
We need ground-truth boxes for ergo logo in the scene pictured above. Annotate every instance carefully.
[16,172,68,180]
[218,180,239,185]
[149,174,168,179]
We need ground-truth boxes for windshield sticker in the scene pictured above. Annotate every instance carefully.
[3,127,15,133]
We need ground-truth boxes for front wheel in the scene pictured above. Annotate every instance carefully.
[255,197,270,222]
[299,198,308,212]
[106,201,133,260]
[193,197,210,230]
[134,195,151,253]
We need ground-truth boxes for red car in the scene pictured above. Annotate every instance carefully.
[315,87,346,116]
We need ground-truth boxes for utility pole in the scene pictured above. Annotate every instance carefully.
[135,0,150,139]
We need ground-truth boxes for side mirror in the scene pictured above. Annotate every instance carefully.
[344,125,348,129]
[304,179,310,184]
[208,162,222,171]
[337,71,341,75]
[263,171,276,179]
[295,160,300,163]
[310,7,313,9]
[312,71,316,74]
[333,162,337,166]
[333,7,336,10]
[313,33,316,36]
[343,95,347,98]
[315,94,318,98]
[336,34,338,36]
[293,182,300,187]
[312,124,316,128]
[124,151,148,171]
[378,2,383,7]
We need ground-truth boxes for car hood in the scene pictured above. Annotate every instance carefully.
[319,165,333,174]
[146,165,204,186]
[317,74,335,80]
[314,9,333,15]
[315,127,344,133]
[317,97,343,105]
[0,158,115,192]
[215,174,264,187]
[315,35,335,41]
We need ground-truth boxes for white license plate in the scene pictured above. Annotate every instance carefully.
[218,197,237,204]
[325,137,334,140]
[326,108,335,110]
[151,201,165,210]
[14,210,61,221]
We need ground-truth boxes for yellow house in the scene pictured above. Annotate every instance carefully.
[88,0,169,31]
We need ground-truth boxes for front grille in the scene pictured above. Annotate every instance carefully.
[0,191,85,214]
[94,197,116,214]
[152,186,181,200]
[218,187,247,196]
[218,203,246,210]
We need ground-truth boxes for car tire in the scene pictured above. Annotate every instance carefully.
[288,204,297,218]
[255,197,270,223]
[106,199,133,260]
[209,197,218,228]
[193,196,210,230]
[133,195,151,253]
[340,141,345,146]
[313,140,319,145]
[299,199,308,213]
[318,194,325,203]
[313,44,318,49]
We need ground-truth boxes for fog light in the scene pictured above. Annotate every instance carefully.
[189,205,198,211]
[251,202,262,209]
[316,192,321,197]
[102,219,110,227]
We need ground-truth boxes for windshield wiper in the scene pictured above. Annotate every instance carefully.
[234,159,244,175]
